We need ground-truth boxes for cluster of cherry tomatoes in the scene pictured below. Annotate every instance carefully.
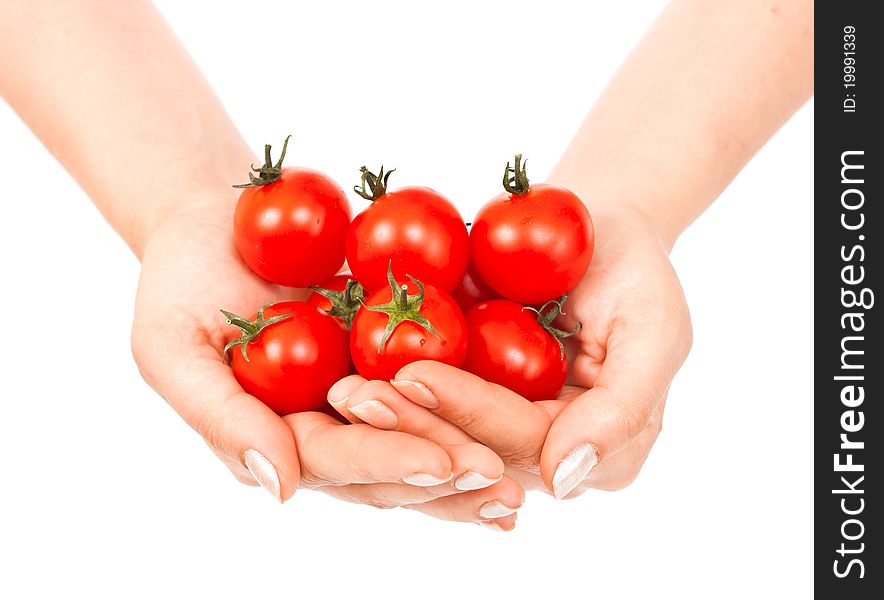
[223,137,594,415]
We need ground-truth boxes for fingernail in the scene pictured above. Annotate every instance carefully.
[389,379,438,409]
[478,500,520,519]
[454,471,503,491]
[402,472,454,487]
[243,449,282,503]
[328,394,349,407]
[552,442,599,500]
[348,399,398,429]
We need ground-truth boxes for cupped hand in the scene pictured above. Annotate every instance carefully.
[131,204,521,527]
[328,205,692,499]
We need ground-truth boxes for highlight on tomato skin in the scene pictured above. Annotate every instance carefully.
[349,265,467,381]
[470,154,594,304]
[223,301,350,415]
[345,165,469,294]
[233,136,352,288]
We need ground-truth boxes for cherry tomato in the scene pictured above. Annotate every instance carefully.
[346,166,468,293]
[461,298,578,401]
[451,261,499,312]
[350,265,467,380]
[223,301,349,415]
[471,154,594,304]
[233,137,351,287]
[307,274,365,331]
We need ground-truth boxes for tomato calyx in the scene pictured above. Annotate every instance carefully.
[363,263,439,352]
[233,135,292,188]
[220,304,293,362]
[308,278,365,330]
[523,295,581,360]
[353,165,396,201]
[502,153,531,196]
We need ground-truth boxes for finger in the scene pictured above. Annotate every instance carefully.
[284,412,492,487]
[328,376,477,445]
[132,328,301,502]
[584,398,665,491]
[313,441,512,509]
[404,476,525,526]
[479,513,519,532]
[323,474,524,528]
[540,310,690,499]
[392,361,554,465]
[326,375,372,424]
[561,397,666,496]
[322,472,521,515]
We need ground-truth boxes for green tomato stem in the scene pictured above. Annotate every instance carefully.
[233,135,291,188]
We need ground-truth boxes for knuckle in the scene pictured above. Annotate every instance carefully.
[357,489,398,510]
[345,429,381,481]
[607,395,648,443]
[672,303,694,359]
[646,398,665,439]
[196,412,226,454]
[298,473,324,490]
[683,320,694,354]
[503,442,542,470]
[129,323,154,380]
[488,386,548,467]
[452,404,486,434]
[650,413,664,437]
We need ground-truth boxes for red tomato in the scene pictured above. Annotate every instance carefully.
[470,155,594,304]
[451,261,499,312]
[346,166,468,293]
[307,274,365,331]
[350,266,467,380]
[223,301,349,415]
[462,298,578,401]
[233,137,351,287]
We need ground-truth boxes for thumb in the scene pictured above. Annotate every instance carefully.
[132,334,300,502]
[540,317,690,499]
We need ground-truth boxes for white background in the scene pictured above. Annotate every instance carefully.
[0,1,812,598]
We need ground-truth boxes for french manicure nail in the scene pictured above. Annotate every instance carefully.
[402,472,454,487]
[348,399,398,428]
[328,395,349,407]
[478,500,520,519]
[389,379,438,409]
[552,442,599,500]
[454,471,503,491]
[243,449,282,503]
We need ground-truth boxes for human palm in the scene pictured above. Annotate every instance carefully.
[133,203,306,491]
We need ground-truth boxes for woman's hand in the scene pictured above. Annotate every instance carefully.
[328,205,692,499]
[131,205,522,528]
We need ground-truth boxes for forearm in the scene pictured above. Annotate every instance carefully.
[549,0,813,249]
[0,0,252,258]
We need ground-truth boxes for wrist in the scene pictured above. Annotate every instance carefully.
[548,148,706,253]
[130,184,239,259]
[129,140,254,259]
[548,172,681,253]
